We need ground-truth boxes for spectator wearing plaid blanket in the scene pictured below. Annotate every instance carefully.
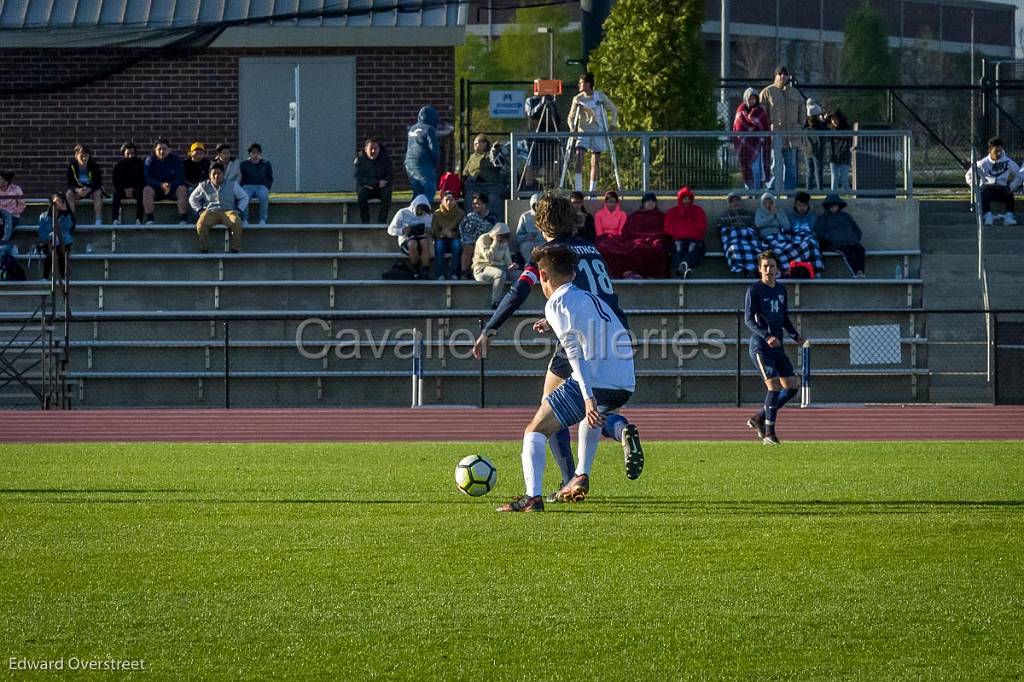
[717,191,761,275]
[787,192,826,274]
[756,192,827,276]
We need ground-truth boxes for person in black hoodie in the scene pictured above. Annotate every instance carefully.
[353,138,393,223]
[111,142,146,225]
[65,143,103,224]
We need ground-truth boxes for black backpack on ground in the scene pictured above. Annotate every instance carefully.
[0,250,26,281]
[382,260,417,280]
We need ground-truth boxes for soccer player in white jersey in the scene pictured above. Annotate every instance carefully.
[497,244,637,513]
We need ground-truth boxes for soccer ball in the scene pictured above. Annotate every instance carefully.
[454,455,497,497]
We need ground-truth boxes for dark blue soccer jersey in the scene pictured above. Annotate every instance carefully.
[482,235,626,334]
[744,280,799,352]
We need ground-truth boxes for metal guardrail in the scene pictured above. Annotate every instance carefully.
[57,307,1024,408]
[506,129,913,199]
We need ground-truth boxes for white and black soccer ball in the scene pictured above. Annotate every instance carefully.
[454,455,497,497]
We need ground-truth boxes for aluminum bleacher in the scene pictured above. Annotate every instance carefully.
[2,195,934,407]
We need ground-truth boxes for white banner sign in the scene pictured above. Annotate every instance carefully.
[489,90,526,119]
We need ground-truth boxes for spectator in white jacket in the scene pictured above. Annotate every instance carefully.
[965,137,1023,225]
[387,194,433,278]
[473,222,519,307]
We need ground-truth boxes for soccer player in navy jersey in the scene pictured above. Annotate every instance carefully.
[473,194,643,499]
[745,250,805,444]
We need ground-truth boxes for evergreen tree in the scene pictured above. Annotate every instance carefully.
[587,0,715,130]
[838,4,899,123]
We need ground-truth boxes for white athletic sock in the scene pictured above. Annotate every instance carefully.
[522,432,548,497]
[588,178,597,193]
[576,422,602,476]
[574,173,583,192]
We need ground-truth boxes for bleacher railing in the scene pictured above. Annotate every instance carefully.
[54,307,1024,409]
[506,129,913,199]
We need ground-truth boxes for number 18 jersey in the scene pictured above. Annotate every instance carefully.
[481,236,627,335]
[551,236,627,327]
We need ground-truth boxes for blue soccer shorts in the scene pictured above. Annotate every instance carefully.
[546,378,632,429]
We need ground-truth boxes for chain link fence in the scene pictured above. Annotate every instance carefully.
[56,308,1024,408]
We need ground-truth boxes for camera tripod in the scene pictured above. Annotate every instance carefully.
[517,95,562,193]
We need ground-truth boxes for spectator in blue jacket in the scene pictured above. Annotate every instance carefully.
[404,106,442,201]
[142,138,189,224]
[240,143,274,225]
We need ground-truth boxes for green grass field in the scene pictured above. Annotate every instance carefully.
[1,441,1022,680]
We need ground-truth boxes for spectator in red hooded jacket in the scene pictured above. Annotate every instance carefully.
[663,187,707,278]
[733,88,771,191]
[621,192,668,278]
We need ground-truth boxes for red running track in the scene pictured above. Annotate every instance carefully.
[5,406,1024,443]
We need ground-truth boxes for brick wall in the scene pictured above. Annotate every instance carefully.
[0,46,455,196]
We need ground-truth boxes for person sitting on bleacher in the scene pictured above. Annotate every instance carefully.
[570,191,596,243]
[183,142,211,193]
[354,138,393,224]
[965,137,1022,226]
[754,191,824,276]
[214,144,241,187]
[594,190,632,278]
[785,191,826,275]
[0,171,27,243]
[472,222,519,308]
[240,143,274,225]
[189,163,248,254]
[65,144,104,225]
[111,142,146,226]
[663,186,707,278]
[432,191,464,280]
[388,194,433,279]
[718,191,761,276]
[459,192,498,280]
[462,134,503,213]
[515,193,544,268]
[143,138,189,225]
[621,192,669,278]
[814,194,865,278]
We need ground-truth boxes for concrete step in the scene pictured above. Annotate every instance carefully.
[13,278,919,314]
[62,251,917,282]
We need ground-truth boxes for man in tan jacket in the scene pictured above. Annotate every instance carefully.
[759,65,804,193]
[473,222,520,307]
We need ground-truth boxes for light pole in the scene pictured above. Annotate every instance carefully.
[537,27,554,79]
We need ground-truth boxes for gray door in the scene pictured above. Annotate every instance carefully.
[239,57,356,192]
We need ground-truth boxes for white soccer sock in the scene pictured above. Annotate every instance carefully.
[588,178,597,193]
[574,173,583,191]
[521,432,548,497]
[576,422,602,476]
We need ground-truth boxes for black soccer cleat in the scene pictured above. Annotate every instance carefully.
[622,424,644,480]
[762,433,781,446]
[747,414,766,440]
